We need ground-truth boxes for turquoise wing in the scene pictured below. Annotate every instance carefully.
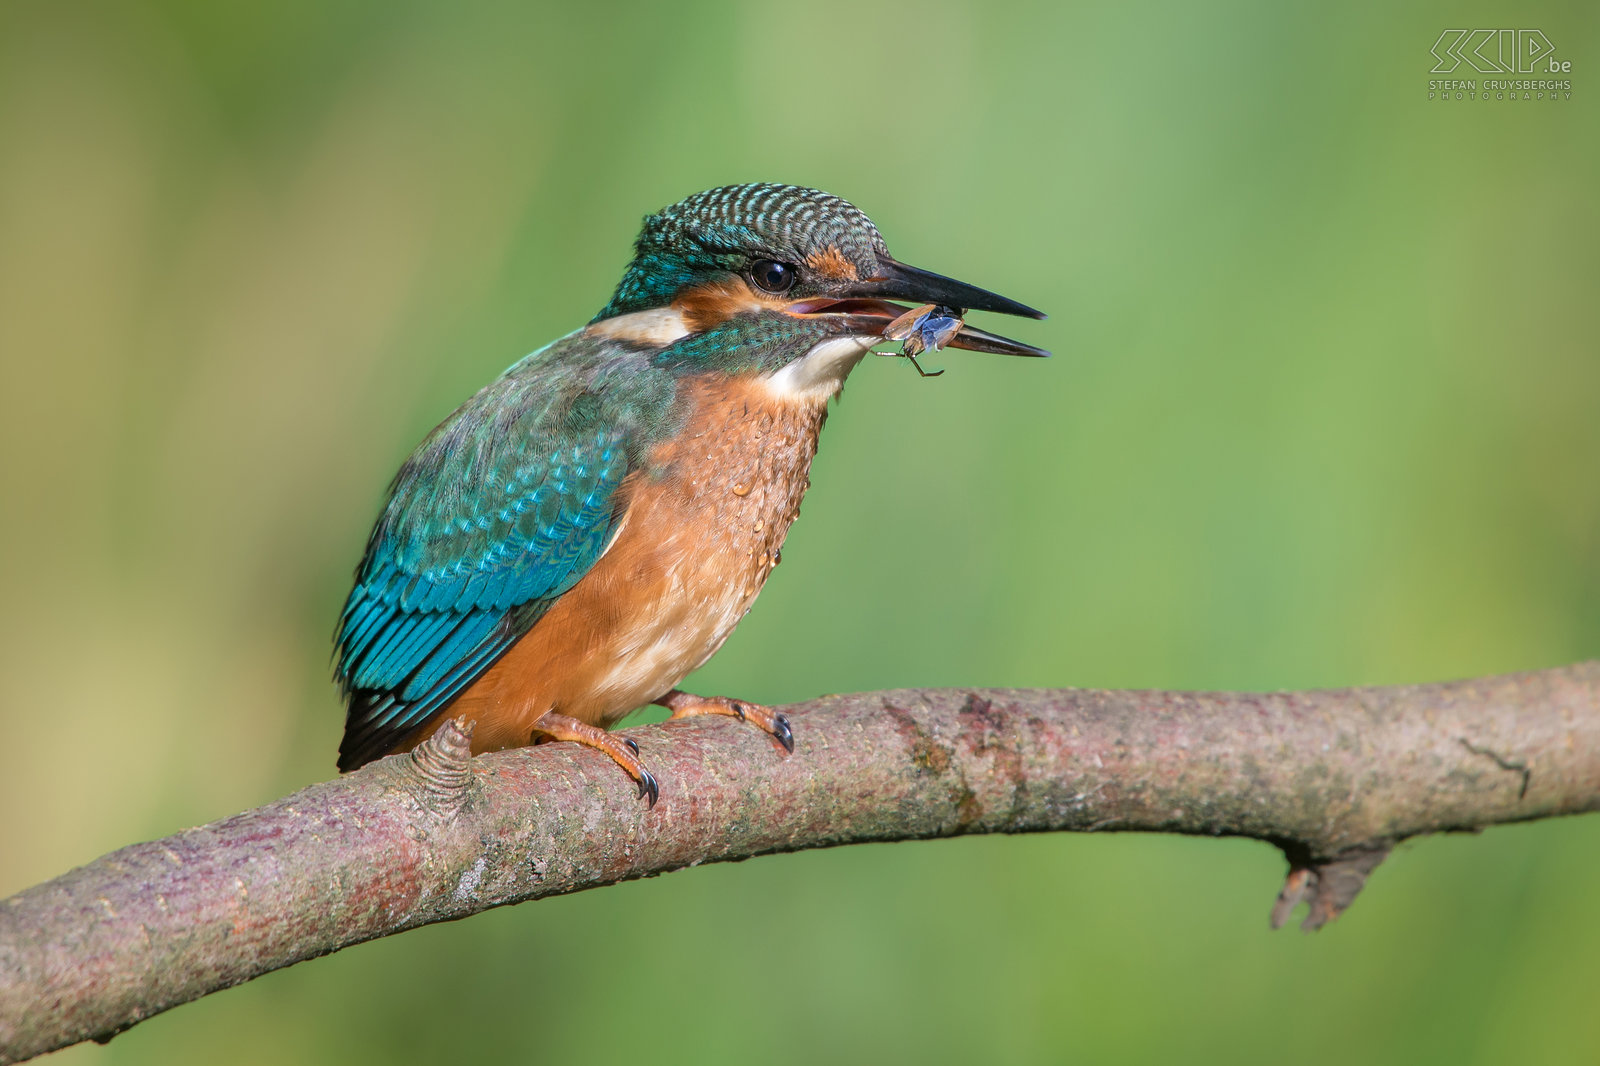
[334,338,664,770]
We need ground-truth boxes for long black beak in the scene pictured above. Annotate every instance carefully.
[850,255,1050,358]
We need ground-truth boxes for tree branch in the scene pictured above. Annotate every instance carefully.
[3,664,1598,1062]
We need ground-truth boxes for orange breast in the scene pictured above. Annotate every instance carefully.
[402,373,830,756]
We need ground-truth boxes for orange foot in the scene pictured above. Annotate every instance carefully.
[654,689,795,754]
[531,711,659,808]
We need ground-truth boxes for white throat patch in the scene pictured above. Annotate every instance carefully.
[760,334,878,404]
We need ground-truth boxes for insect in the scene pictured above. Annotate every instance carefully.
[882,303,965,377]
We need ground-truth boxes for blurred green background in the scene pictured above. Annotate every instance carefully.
[1,1,1596,1063]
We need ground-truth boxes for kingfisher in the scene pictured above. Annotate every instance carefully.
[334,183,1047,804]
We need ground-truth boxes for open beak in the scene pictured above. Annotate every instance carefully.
[789,254,1050,358]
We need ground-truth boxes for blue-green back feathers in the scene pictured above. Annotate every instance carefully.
[334,333,675,769]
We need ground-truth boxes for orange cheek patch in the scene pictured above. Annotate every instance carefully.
[804,246,859,280]
[672,277,785,331]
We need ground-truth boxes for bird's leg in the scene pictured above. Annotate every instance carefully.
[529,711,659,808]
[653,689,794,754]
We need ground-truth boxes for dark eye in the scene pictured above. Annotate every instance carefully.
[749,259,797,293]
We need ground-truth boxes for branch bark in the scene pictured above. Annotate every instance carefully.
[3,664,1598,1062]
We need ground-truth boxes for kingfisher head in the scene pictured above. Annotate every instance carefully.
[592,183,1046,393]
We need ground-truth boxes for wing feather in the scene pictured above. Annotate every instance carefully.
[333,333,673,771]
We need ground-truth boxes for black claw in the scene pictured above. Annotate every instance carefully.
[623,737,639,755]
[637,769,659,808]
[729,701,746,721]
[773,714,795,754]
